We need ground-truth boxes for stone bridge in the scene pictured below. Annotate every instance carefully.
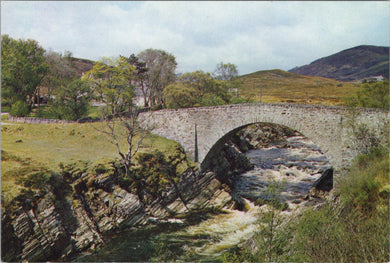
[138,103,388,169]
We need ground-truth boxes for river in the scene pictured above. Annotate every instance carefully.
[74,135,330,262]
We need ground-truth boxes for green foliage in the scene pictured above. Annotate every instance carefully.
[351,123,381,154]
[163,83,197,109]
[1,35,48,108]
[50,79,91,120]
[290,205,346,262]
[133,151,173,201]
[126,54,149,107]
[344,80,389,109]
[83,57,136,116]
[9,100,30,117]
[339,147,389,216]
[290,201,389,262]
[199,94,226,106]
[343,108,389,156]
[41,50,78,99]
[17,171,51,194]
[163,70,231,109]
[251,182,290,262]
[59,160,89,183]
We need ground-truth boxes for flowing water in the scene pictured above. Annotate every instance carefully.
[74,136,330,262]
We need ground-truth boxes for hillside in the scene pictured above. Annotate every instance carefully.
[235,69,361,105]
[289,45,389,81]
[70,57,94,77]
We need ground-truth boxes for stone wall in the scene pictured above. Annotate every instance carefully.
[7,116,74,124]
[139,103,389,169]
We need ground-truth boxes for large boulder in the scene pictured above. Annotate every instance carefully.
[309,168,333,198]
[313,168,333,192]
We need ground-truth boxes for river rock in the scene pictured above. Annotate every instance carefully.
[309,168,333,198]
[313,168,333,192]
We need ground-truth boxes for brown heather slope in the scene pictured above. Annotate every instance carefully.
[235,69,361,106]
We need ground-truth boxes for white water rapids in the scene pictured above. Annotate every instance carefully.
[75,135,330,262]
[166,135,331,260]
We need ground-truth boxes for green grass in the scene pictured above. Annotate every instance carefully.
[1,121,187,200]
[1,106,11,112]
[1,114,9,121]
[28,105,102,119]
[235,69,362,106]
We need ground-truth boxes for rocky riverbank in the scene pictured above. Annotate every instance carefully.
[1,144,248,262]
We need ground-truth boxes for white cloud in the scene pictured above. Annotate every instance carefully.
[1,1,389,75]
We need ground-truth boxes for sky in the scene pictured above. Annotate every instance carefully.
[1,1,389,75]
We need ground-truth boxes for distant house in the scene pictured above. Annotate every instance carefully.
[361,75,385,83]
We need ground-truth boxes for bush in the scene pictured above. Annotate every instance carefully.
[344,80,389,109]
[50,79,91,121]
[290,148,390,262]
[290,203,389,262]
[10,100,30,117]
[339,147,389,216]
[199,94,226,106]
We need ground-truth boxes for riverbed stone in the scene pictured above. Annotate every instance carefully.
[313,168,333,192]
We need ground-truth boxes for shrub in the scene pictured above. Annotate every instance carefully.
[50,79,91,120]
[344,80,389,109]
[339,147,389,216]
[199,94,226,106]
[10,100,30,117]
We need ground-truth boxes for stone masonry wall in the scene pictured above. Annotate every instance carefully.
[139,103,388,169]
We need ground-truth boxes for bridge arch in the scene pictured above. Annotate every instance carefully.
[138,103,388,169]
[199,122,316,170]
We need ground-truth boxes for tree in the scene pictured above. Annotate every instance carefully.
[126,54,149,107]
[41,50,78,103]
[163,70,231,108]
[345,81,389,109]
[213,62,238,81]
[83,56,135,116]
[179,70,215,98]
[50,79,91,121]
[1,35,48,109]
[138,49,177,107]
[84,56,144,189]
[163,82,198,109]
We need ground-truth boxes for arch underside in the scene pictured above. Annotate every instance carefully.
[200,122,331,171]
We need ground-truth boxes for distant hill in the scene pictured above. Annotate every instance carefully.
[289,45,389,81]
[70,57,94,77]
[235,69,360,106]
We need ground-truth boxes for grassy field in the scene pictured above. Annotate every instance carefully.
[1,121,186,201]
[235,69,362,105]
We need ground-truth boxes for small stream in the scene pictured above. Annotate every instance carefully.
[74,136,330,262]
